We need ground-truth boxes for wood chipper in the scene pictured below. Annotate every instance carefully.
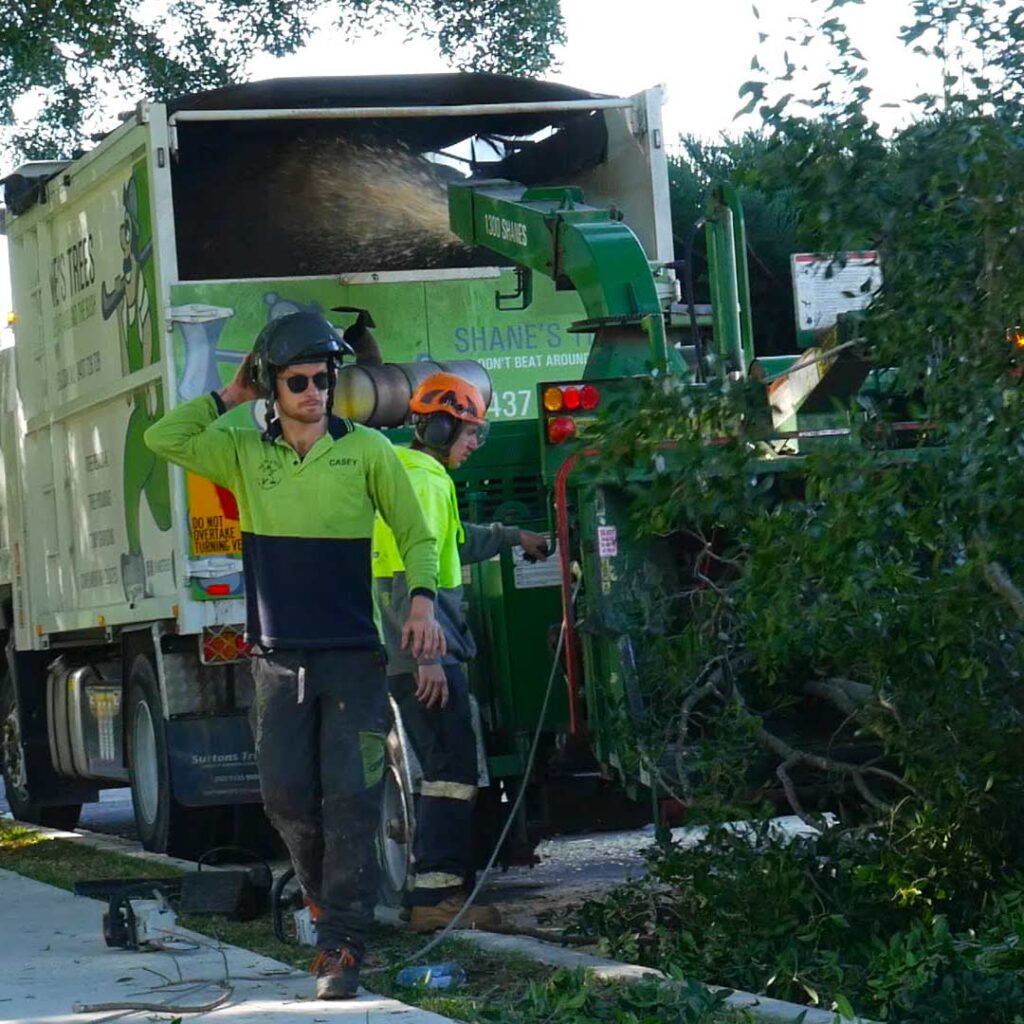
[438,176,894,843]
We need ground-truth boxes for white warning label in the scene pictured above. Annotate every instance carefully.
[597,525,618,558]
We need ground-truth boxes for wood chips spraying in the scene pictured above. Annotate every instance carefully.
[272,138,471,271]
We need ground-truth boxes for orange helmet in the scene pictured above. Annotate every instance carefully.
[410,373,488,452]
[410,373,487,425]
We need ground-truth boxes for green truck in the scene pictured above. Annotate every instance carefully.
[0,74,676,876]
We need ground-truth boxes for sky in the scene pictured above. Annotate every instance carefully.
[0,0,939,342]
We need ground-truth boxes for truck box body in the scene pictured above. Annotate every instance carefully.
[4,133,178,647]
[0,347,13,593]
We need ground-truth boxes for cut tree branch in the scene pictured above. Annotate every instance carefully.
[985,561,1024,622]
[804,677,874,715]
[805,676,903,730]
[851,770,890,812]
[755,721,915,815]
[776,754,819,829]
[665,655,911,821]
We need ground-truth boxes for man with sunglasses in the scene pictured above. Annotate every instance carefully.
[373,373,548,932]
[145,311,444,999]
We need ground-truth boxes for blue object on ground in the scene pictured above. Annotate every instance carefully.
[395,963,468,990]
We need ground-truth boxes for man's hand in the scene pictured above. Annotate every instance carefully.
[218,352,264,410]
[415,663,449,709]
[401,595,446,661]
[519,530,550,562]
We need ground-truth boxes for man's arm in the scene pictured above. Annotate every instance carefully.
[366,438,443,659]
[460,523,549,565]
[143,354,260,488]
[396,478,455,667]
[395,480,454,709]
[367,441,439,598]
[460,522,521,565]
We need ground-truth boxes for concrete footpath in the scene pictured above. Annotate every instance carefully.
[0,869,453,1024]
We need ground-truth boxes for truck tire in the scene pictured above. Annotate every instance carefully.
[125,654,226,857]
[0,666,82,829]
[377,729,415,908]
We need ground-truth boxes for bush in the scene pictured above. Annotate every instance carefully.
[574,824,1024,1020]
[572,4,1024,1021]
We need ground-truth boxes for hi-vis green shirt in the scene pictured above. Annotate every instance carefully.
[145,394,438,650]
[374,448,463,590]
[373,446,519,674]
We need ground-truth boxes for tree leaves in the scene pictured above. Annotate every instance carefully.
[1,0,565,160]
[598,0,1024,940]
[579,7,1024,1021]
[736,80,767,117]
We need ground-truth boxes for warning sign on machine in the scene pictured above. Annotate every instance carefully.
[791,251,882,339]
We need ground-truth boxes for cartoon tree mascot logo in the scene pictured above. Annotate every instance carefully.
[101,164,172,603]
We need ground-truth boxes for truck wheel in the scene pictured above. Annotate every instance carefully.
[126,654,227,857]
[377,729,415,907]
[0,667,82,829]
[126,654,177,852]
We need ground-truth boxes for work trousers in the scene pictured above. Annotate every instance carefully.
[252,648,389,957]
[389,663,479,907]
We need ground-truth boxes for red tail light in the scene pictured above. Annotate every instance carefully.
[201,627,252,664]
[562,386,582,411]
[546,416,577,445]
[206,583,232,596]
[580,384,600,411]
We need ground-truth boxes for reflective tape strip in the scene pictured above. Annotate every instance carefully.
[420,780,476,801]
[413,871,465,891]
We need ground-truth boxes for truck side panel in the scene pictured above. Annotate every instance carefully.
[7,127,179,645]
[0,348,14,593]
[6,215,50,649]
[166,272,588,620]
[169,271,590,422]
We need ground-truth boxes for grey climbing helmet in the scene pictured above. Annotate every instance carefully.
[250,311,354,396]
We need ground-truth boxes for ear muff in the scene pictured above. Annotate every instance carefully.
[416,413,458,451]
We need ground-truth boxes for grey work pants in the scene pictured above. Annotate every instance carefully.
[252,648,389,956]
[389,663,478,906]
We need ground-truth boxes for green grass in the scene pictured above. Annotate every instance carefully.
[0,822,749,1023]
[0,824,181,888]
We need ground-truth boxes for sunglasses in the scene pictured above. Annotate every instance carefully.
[282,371,330,394]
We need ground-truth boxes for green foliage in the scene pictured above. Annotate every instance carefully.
[579,2,1024,1021]
[2,1,564,160]
[344,0,564,76]
[593,0,1024,855]
[669,135,800,355]
[574,824,1024,1020]
[477,969,748,1024]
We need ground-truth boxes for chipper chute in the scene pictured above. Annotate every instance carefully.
[447,180,683,381]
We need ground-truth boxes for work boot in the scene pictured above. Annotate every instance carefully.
[409,894,502,933]
[311,947,360,999]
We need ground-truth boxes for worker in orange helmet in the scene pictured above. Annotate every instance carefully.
[372,372,549,931]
